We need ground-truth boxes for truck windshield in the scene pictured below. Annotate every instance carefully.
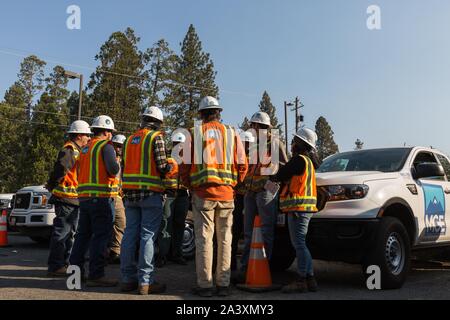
[317,148,412,173]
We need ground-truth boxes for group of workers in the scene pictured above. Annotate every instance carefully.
[45,96,321,297]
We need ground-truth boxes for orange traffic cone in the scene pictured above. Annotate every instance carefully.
[0,209,8,247]
[236,215,281,292]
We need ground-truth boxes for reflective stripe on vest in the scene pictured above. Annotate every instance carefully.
[189,123,239,188]
[279,155,318,213]
[122,129,164,192]
[52,141,79,199]
[78,139,119,198]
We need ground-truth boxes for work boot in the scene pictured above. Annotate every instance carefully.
[121,281,138,292]
[138,284,149,295]
[216,286,231,297]
[281,278,308,294]
[47,266,68,277]
[191,287,213,298]
[86,277,118,287]
[306,276,318,292]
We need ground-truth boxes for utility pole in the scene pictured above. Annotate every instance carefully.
[284,100,294,152]
[291,96,304,133]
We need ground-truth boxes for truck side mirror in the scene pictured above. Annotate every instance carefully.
[412,162,445,180]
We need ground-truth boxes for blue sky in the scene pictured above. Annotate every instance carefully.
[1,0,450,153]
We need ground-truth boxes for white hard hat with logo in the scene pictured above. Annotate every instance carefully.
[112,134,126,145]
[67,120,92,135]
[250,111,271,127]
[172,132,186,143]
[91,115,116,132]
[142,106,164,122]
[294,128,317,150]
[199,96,222,111]
[240,131,255,143]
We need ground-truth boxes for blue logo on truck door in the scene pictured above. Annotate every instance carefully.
[423,184,446,236]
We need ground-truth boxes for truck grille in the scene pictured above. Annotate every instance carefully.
[14,193,31,210]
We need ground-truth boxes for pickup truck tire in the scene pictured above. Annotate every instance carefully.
[182,220,195,260]
[363,217,411,289]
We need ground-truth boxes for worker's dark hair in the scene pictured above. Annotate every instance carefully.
[93,128,111,136]
[141,116,162,129]
[292,136,321,169]
[200,109,221,122]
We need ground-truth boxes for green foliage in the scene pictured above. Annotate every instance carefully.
[17,55,46,121]
[240,116,251,131]
[166,24,219,129]
[258,91,283,136]
[87,27,147,133]
[315,116,339,161]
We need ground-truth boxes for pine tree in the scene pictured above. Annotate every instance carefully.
[355,139,364,150]
[0,83,29,192]
[166,24,219,128]
[88,27,147,132]
[240,116,251,131]
[145,39,178,108]
[17,55,46,121]
[258,91,283,138]
[26,66,70,186]
[315,116,339,161]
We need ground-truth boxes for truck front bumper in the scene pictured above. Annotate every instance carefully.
[307,218,381,264]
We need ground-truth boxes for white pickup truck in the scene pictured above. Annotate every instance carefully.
[272,146,450,289]
[9,185,55,243]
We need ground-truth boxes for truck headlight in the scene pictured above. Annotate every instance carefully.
[323,184,369,201]
[31,192,52,209]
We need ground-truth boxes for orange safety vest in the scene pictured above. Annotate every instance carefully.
[279,155,318,213]
[163,158,187,190]
[189,122,239,188]
[52,141,79,199]
[77,138,119,198]
[244,141,276,193]
[122,129,165,192]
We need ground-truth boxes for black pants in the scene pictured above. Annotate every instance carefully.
[47,202,79,272]
[231,193,245,271]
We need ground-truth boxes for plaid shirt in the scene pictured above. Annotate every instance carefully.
[124,132,170,202]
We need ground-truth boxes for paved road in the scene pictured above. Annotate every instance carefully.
[1,233,450,300]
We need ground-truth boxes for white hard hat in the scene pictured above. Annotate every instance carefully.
[250,111,271,127]
[199,96,222,111]
[172,132,186,143]
[91,115,116,132]
[240,131,255,143]
[142,106,164,122]
[112,134,126,145]
[294,128,317,150]
[67,120,92,135]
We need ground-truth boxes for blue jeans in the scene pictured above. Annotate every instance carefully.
[47,202,79,272]
[241,190,277,271]
[120,193,163,285]
[288,212,314,277]
[69,198,115,280]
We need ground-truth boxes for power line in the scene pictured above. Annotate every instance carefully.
[0,47,258,97]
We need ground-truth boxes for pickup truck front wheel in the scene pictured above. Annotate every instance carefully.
[363,217,411,289]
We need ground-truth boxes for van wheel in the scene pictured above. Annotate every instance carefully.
[363,217,411,289]
[182,220,195,260]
